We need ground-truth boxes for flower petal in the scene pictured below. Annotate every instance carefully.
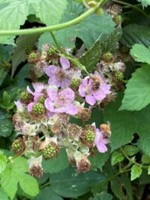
[85,95,96,105]
[60,57,70,70]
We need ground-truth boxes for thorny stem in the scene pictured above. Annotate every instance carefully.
[112,0,150,20]
[0,1,104,36]
[120,147,148,170]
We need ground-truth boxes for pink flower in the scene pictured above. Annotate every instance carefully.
[45,88,78,115]
[78,75,111,105]
[95,127,109,153]
[44,57,71,88]
[27,82,46,102]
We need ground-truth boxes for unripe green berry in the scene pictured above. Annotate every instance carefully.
[28,52,39,63]
[115,71,124,81]
[102,52,113,63]
[32,103,45,116]
[20,91,30,103]
[43,142,59,160]
[85,130,95,142]
[12,138,26,155]
[38,96,45,104]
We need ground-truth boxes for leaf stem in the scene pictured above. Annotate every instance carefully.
[50,31,62,50]
[0,1,103,36]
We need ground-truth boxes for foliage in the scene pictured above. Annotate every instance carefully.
[0,0,150,199]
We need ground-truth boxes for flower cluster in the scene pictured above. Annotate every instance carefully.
[12,45,113,177]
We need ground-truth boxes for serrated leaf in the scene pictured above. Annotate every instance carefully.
[19,174,39,197]
[104,94,150,154]
[121,24,150,48]
[35,187,63,200]
[0,151,8,174]
[79,39,102,72]
[137,0,150,7]
[141,154,150,164]
[111,177,126,199]
[0,118,13,137]
[38,0,115,49]
[2,91,11,106]
[0,157,38,199]
[0,68,8,87]
[123,145,139,157]
[111,151,124,166]
[130,44,150,65]
[1,165,18,200]
[89,151,110,170]
[0,188,9,200]
[131,164,142,181]
[42,149,69,173]
[120,65,150,111]
[50,167,105,198]
[0,0,67,44]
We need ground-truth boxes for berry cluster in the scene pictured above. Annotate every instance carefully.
[12,44,124,177]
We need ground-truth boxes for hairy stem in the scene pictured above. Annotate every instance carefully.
[0,1,104,36]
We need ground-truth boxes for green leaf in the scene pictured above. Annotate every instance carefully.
[0,151,8,174]
[123,145,139,156]
[104,94,150,154]
[0,0,67,44]
[38,0,115,49]
[1,165,18,200]
[89,192,113,200]
[79,39,102,72]
[50,167,105,198]
[131,164,142,181]
[130,44,150,64]
[111,151,124,166]
[0,157,32,200]
[121,24,150,48]
[0,68,8,87]
[148,166,150,174]
[19,174,39,197]
[141,154,150,164]
[35,187,63,200]
[120,174,134,200]
[42,148,69,173]
[0,1,28,43]
[11,34,40,77]
[89,150,110,170]
[104,94,136,151]
[137,0,150,7]
[120,65,150,111]
[0,188,9,200]
[111,177,126,199]
[0,118,13,137]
